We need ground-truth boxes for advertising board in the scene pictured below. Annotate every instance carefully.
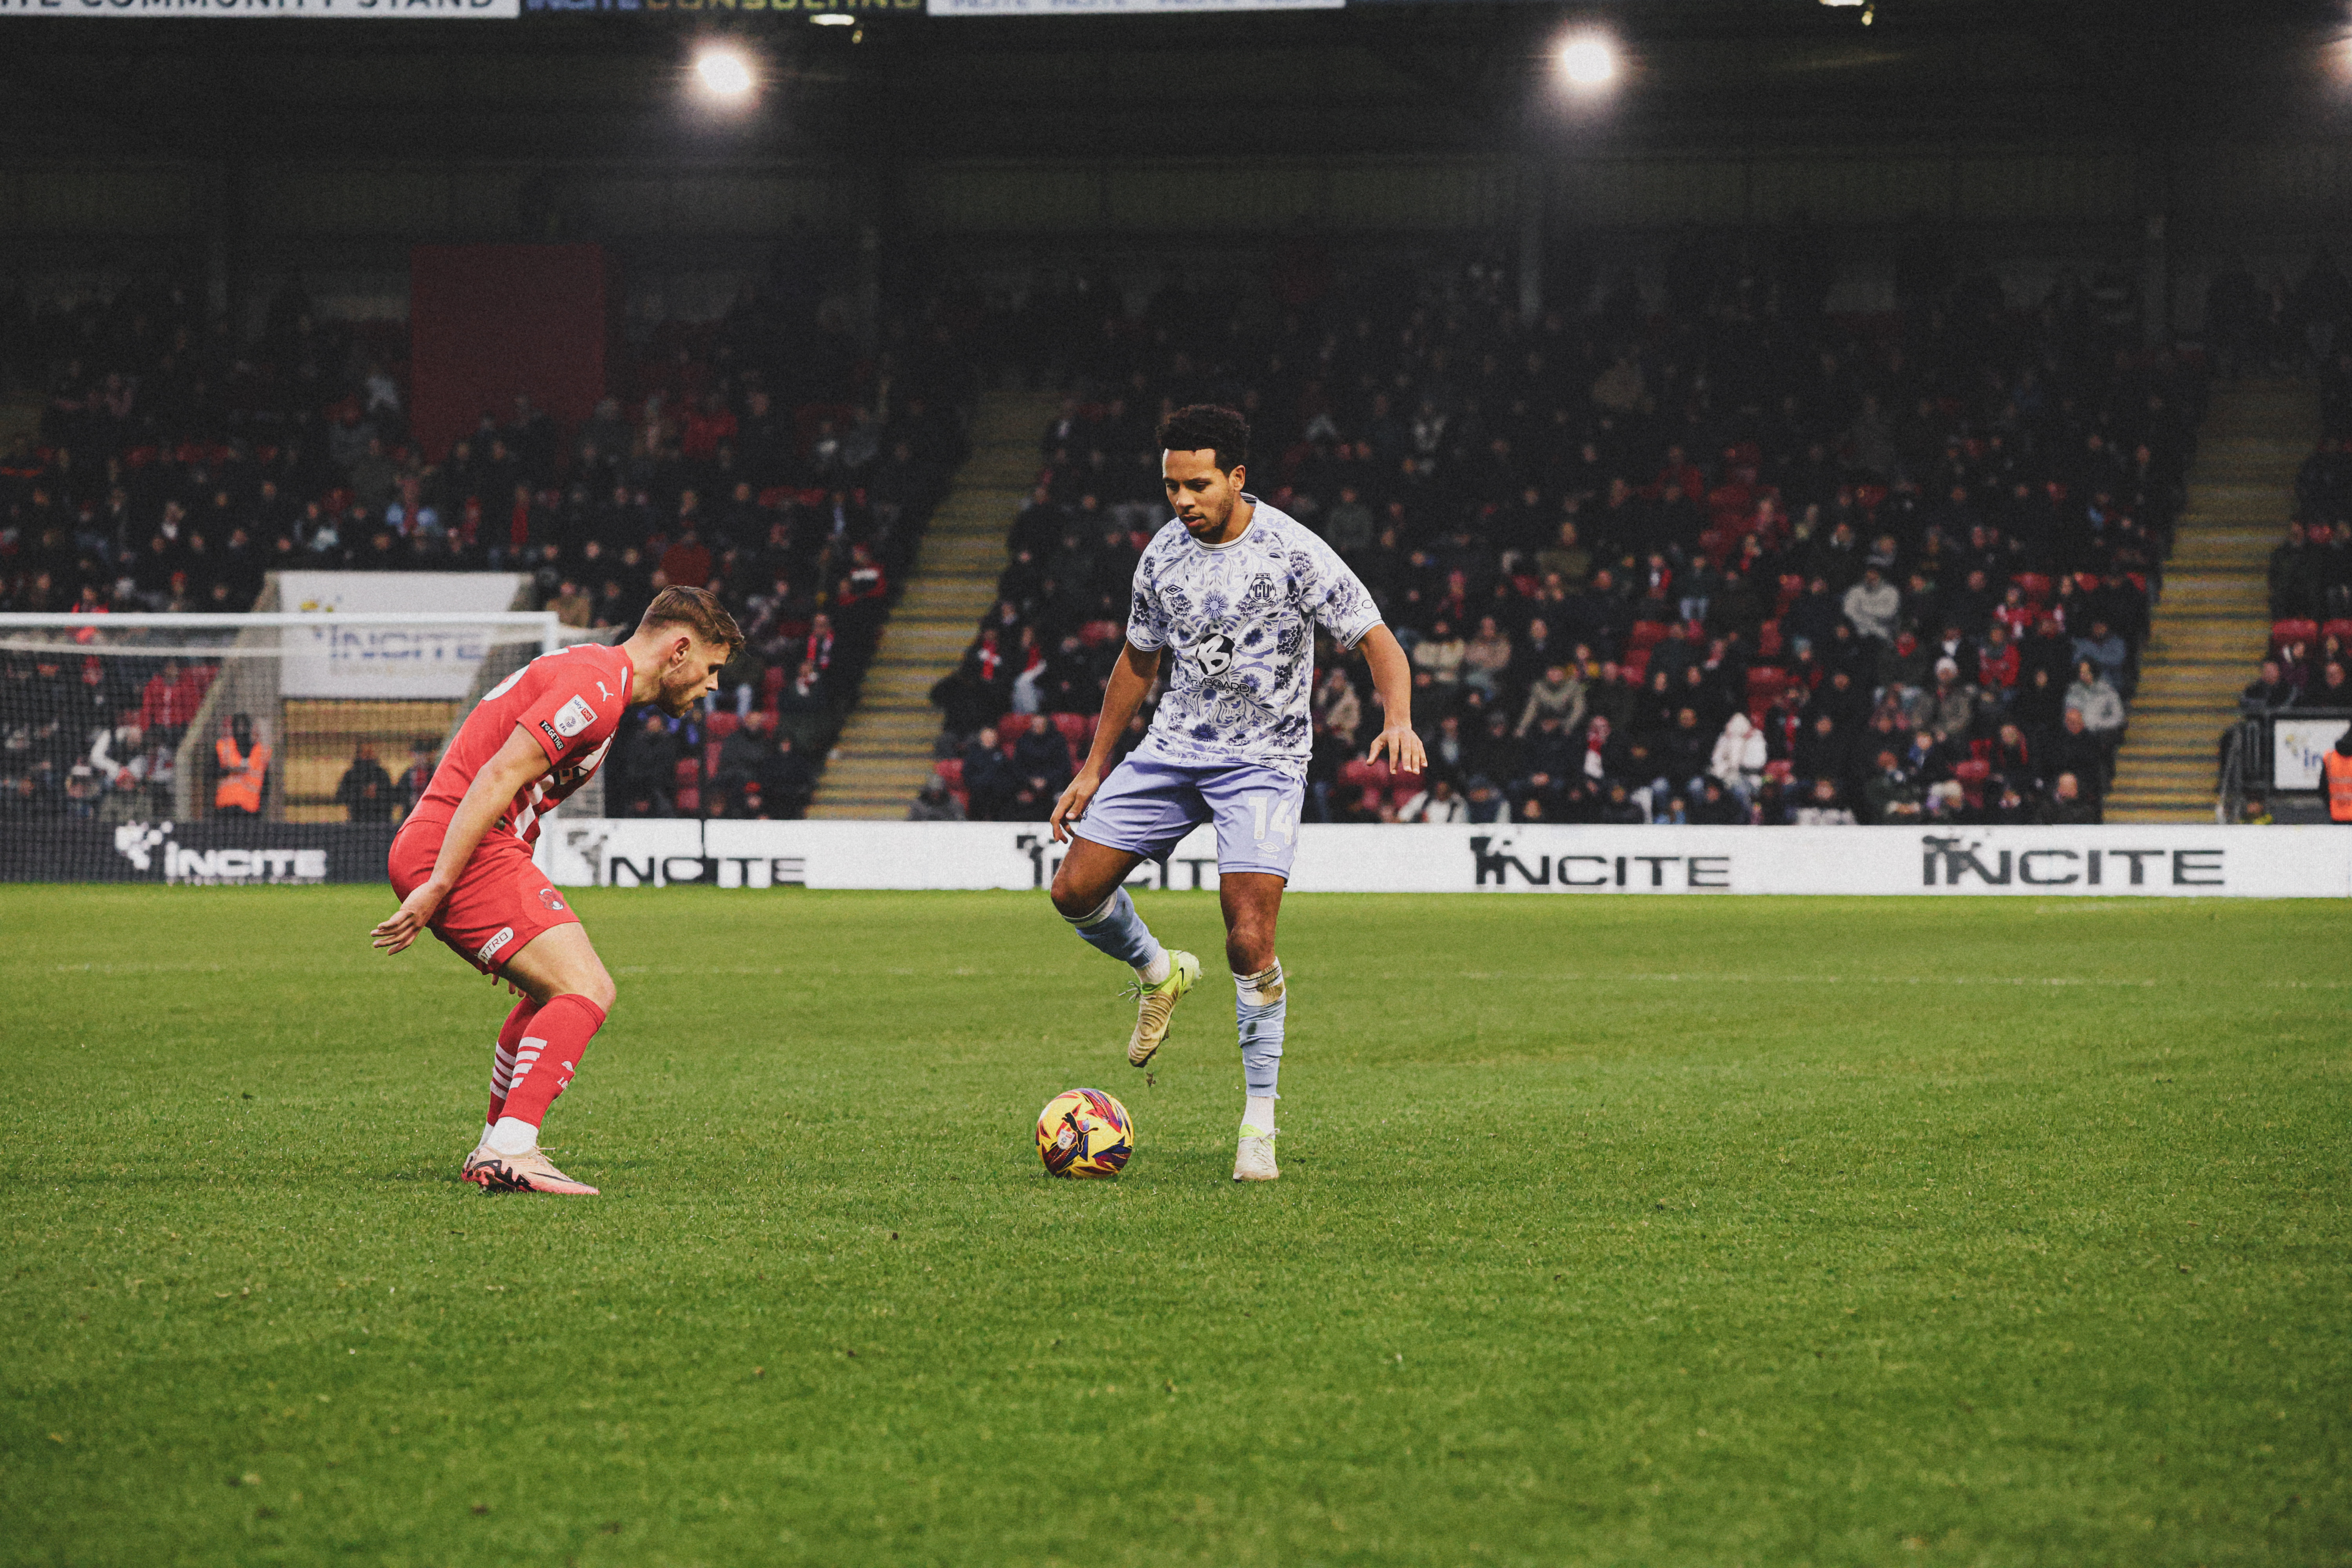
[272,572,532,699]
[530,821,2352,898]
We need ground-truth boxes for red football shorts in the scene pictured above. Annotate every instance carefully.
[387,821,581,976]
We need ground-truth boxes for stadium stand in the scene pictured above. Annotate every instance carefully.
[920,258,2201,826]
[0,274,978,823]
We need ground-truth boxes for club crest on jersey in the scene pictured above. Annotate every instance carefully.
[552,695,597,737]
[1193,632,1238,677]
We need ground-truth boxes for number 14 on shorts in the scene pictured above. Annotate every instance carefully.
[1250,795,1297,847]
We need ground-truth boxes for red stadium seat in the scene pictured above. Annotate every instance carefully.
[2272,618,2319,652]
[994,713,1032,739]
[1627,620,1671,654]
[673,757,701,787]
[1757,619,1784,658]
[1746,666,1788,704]
[1338,758,1391,790]
[2323,618,2352,648]
[674,786,700,813]
[1621,648,1650,680]
[935,757,964,788]
[703,740,724,776]
[1051,711,1094,747]
[1390,783,1422,809]
[706,711,740,739]
[1078,619,1122,648]
[1953,757,1991,809]
[2013,572,2052,605]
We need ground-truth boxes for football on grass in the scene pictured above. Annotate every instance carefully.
[1036,1089,1133,1179]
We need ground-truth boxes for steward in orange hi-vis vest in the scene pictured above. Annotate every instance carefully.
[2325,734,2352,822]
[213,714,270,816]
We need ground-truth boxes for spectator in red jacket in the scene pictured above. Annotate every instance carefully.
[136,659,207,746]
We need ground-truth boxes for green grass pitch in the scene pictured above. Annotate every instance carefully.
[2,886,2347,1567]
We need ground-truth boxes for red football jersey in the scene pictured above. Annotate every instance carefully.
[406,642,637,848]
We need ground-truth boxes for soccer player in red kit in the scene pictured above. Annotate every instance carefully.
[372,585,742,1195]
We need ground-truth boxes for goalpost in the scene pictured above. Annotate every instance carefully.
[0,611,599,885]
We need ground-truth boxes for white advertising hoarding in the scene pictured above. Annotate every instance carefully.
[535,821,2352,898]
[929,0,1336,13]
[273,572,531,699]
[2272,717,2350,791]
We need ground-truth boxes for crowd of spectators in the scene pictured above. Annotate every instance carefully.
[926,254,2200,828]
[0,267,980,821]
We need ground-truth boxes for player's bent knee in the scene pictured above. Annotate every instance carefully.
[576,969,618,1014]
[1047,872,1093,920]
[1049,860,1121,920]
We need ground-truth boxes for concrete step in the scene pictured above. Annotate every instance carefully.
[2106,378,2307,815]
[809,385,1067,818]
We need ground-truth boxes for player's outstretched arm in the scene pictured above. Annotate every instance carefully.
[1050,642,1162,844]
[371,725,553,955]
[1357,624,1428,777]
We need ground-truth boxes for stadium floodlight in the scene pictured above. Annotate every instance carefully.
[693,45,758,103]
[809,10,854,23]
[1555,33,1619,91]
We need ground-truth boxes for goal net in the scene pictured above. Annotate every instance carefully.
[0,612,599,885]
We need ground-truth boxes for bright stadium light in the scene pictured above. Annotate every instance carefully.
[1556,34,1619,91]
[809,10,854,22]
[694,45,757,103]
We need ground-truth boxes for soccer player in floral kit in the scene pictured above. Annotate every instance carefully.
[1048,405,1426,1181]
[373,586,742,1195]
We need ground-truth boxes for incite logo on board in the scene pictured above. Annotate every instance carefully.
[1468,837,1731,891]
[110,823,330,883]
[1918,836,2223,888]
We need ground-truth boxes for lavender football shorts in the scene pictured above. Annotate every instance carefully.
[1072,755,1306,878]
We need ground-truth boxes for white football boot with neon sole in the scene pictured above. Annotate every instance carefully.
[1122,949,1201,1068]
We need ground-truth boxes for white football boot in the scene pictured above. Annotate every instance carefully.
[1232,1125,1279,1182]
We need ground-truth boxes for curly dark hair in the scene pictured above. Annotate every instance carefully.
[1156,404,1250,475]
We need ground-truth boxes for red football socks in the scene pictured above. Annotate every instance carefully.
[486,998,541,1126]
[499,995,608,1131]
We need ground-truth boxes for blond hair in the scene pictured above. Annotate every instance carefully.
[637,584,744,660]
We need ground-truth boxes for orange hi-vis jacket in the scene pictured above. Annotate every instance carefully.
[215,735,271,814]
[2325,749,2352,822]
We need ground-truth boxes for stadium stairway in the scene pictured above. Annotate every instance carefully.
[2105,377,2315,822]
[806,387,1062,818]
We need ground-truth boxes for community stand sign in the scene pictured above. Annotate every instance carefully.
[531,822,2352,897]
[0,0,517,14]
